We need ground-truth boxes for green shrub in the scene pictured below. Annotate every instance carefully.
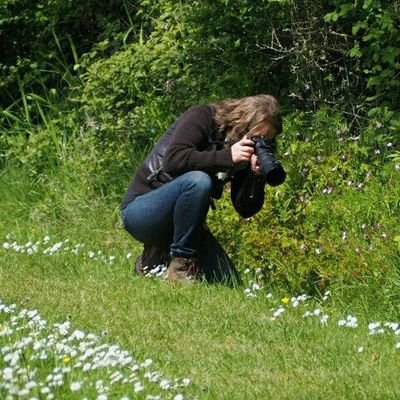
[208,109,400,287]
[325,0,400,108]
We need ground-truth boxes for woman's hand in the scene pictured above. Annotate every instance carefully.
[231,136,254,164]
[250,154,262,175]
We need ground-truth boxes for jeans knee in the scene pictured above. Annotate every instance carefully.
[185,171,212,194]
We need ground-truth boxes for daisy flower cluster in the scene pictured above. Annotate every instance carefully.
[337,315,358,328]
[243,268,266,298]
[139,265,168,279]
[243,284,400,352]
[2,234,119,267]
[368,321,400,336]
[270,294,326,322]
[0,300,191,400]
[1,234,170,279]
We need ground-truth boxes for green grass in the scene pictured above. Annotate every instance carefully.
[1,166,400,399]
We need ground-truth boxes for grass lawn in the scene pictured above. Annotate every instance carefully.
[1,171,400,399]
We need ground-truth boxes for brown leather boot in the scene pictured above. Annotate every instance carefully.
[164,257,200,283]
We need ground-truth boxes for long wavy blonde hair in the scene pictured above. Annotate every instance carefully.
[212,94,282,140]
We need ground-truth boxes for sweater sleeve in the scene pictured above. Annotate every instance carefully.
[230,167,266,218]
[163,105,233,175]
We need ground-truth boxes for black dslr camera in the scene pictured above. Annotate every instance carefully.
[252,137,286,186]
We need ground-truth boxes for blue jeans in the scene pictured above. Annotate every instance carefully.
[121,171,213,258]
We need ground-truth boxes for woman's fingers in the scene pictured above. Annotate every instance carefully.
[251,154,261,174]
[231,140,254,163]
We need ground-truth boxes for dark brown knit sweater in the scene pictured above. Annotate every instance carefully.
[121,104,266,218]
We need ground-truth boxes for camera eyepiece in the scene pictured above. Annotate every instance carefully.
[252,136,286,186]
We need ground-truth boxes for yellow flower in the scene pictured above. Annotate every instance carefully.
[281,297,290,305]
[63,356,71,364]
[31,227,36,234]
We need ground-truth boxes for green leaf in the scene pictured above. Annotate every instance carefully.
[349,45,362,58]
[324,12,338,22]
[352,21,367,35]
[339,3,354,17]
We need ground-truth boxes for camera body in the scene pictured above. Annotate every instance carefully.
[252,136,286,186]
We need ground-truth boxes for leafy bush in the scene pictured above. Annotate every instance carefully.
[325,0,400,108]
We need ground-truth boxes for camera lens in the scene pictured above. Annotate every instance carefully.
[253,138,286,186]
